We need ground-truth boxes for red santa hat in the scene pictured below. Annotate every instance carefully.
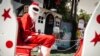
[31,2,39,6]
[30,2,40,14]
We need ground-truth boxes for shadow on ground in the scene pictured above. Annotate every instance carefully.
[51,49,76,54]
[32,49,76,56]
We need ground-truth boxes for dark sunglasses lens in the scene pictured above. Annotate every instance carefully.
[33,8,39,11]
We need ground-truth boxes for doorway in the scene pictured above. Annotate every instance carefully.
[44,13,54,35]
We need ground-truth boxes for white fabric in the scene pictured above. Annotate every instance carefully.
[28,4,40,22]
[38,46,51,56]
[24,36,32,42]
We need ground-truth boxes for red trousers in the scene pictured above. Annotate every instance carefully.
[27,34,55,48]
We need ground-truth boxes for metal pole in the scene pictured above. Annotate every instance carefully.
[70,0,79,50]
[70,0,74,19]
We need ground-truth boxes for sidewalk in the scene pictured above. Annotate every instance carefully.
[32,49,75,56]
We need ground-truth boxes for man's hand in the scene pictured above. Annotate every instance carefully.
[24,36,32,42]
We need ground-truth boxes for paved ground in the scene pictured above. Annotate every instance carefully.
[32,49,76,56]
[51,50,75,56]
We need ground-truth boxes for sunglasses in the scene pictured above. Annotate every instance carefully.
[33,7,39,12]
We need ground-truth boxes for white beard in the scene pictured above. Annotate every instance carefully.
[28,5,40,22]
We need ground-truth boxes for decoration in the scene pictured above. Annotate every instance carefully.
[2,8,11,21]
[6,40,13,48]
[91,32,100,46]
[96,14,100,24]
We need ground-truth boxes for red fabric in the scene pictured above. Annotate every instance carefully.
[16,46,33,56]
[17,17,24,45]
[16,13,55,56]
[20,13,35,38]
[74,39,83,56]
[28,34,55,48]
[55,0,61,5]
[32,2,39,6]
[17,13,55,48]
[16,17,36,55]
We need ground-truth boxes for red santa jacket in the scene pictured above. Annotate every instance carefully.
[19,13,36,42]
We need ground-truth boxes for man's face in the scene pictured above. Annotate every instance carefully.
[33,7,40,17]
[28,5,40,22]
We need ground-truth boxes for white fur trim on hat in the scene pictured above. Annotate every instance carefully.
[28,2,40,22]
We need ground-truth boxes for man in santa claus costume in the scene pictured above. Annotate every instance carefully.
[20,2,56,56]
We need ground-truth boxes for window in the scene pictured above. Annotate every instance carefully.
[56,21,60,27]
[38,16,44,23]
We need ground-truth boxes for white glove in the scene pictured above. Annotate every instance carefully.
[24,36,32,42]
